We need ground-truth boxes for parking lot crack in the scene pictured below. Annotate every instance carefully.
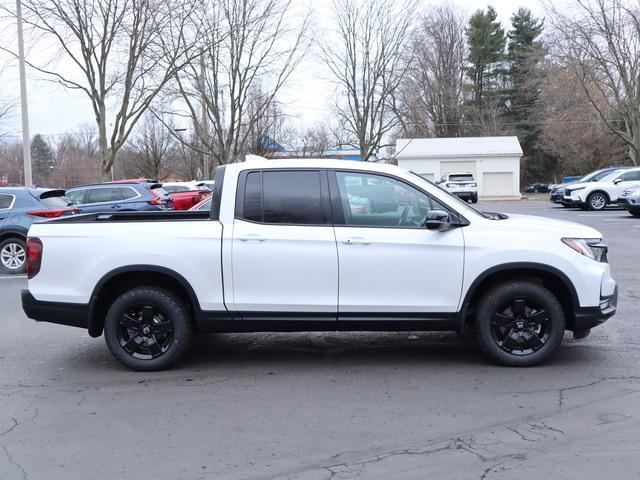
[1,444,27,479]
[0,409,38,438]
[506,427,536,442]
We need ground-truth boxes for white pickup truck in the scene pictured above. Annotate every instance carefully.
[22,158,618,370]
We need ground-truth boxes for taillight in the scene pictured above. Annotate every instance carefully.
[26,237,43,279]
[27,208,76,218]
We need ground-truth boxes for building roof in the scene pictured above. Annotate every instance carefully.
[396,136,523,159]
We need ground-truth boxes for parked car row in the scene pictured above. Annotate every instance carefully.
[550,166,640,215]
[0,178,213,274]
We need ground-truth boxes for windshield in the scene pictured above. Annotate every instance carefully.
[407,171,491,219]
[581,169,614,182]
[598,169,626,183]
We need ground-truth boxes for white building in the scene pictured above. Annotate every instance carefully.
[395,136,523,199]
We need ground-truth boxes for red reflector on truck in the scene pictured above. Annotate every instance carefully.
[26,237,43,279]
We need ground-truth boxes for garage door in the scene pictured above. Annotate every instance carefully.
[483,172,513,196]
[440,161,476,177]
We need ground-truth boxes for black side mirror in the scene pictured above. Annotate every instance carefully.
[614,178,622,184]
[424,209,451,230]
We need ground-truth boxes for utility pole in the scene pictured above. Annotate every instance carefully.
[199,50,208,178]
[16,0,32,187]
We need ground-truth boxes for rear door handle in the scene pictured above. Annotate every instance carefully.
[238,234,266,242]
[341,237,370,245]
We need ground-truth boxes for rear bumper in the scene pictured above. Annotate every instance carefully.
[22,289,88,329]
[572,286,618,332]
[452,191,478,200]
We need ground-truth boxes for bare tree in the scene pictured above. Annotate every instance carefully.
[321,0,417,161]
[536,62,627,175]
[394,5,466,138]
[130,115,176,180]
[51,128,101,187]
[6,0,199,179]
[295,124,333,157]
[0,98,12,139]
[546,0,640,165]
[164,0,309,169]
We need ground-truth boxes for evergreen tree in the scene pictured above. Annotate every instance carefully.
[504,8,552,181]
[30,134,54,185]
[465,6,506,106]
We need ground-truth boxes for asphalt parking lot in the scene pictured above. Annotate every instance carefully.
[1,199,640,480]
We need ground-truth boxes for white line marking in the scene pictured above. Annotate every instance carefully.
[0,275,27,279]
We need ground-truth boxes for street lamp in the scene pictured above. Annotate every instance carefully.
[16,0,32,187]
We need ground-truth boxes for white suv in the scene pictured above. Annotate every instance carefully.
[563,167,640,210]
[436,172,478,203]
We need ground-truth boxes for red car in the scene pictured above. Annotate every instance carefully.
[169,189,211,210]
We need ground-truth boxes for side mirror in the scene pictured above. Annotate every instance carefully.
[424,209,451,231]
[614,178,622,184]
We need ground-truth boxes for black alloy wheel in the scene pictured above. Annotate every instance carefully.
[119,304,174,360]
[475,280,565,366]
[104,287,193,371]
[490,298,549,356]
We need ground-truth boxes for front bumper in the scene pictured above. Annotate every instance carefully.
[562,197,584,207]
[573,286,618,332]
[550,194,564,204]
[22,289,89,329]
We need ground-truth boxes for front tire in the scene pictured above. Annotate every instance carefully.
[104,287,193,371]
[587,192,608,211]
[0,237,27,274]
[475,281,565,367]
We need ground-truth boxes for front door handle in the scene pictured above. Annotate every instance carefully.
[341,237,370,245]
[238,234,266,242]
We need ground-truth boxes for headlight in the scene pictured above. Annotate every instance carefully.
[566,187,585,194]
[562,238,608,262]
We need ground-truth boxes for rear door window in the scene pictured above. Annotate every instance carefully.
[0,194,14,209]
[238,170,326,225]
[87,187,124,204]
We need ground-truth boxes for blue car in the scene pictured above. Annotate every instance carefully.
[0,188,76,274]
[66,179,172,213]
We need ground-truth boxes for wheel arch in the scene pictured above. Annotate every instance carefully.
[457,262,579,334]
[87,265,202,337]
[587,189,611,203]
[0,230,26,244]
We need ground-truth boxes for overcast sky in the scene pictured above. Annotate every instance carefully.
[0,0,548,142]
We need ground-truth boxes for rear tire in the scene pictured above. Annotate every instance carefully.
[475,280,565,367]
[0,237,27,274]
[104,287,193,371]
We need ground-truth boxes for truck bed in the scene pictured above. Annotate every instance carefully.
[49,210,213,223]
